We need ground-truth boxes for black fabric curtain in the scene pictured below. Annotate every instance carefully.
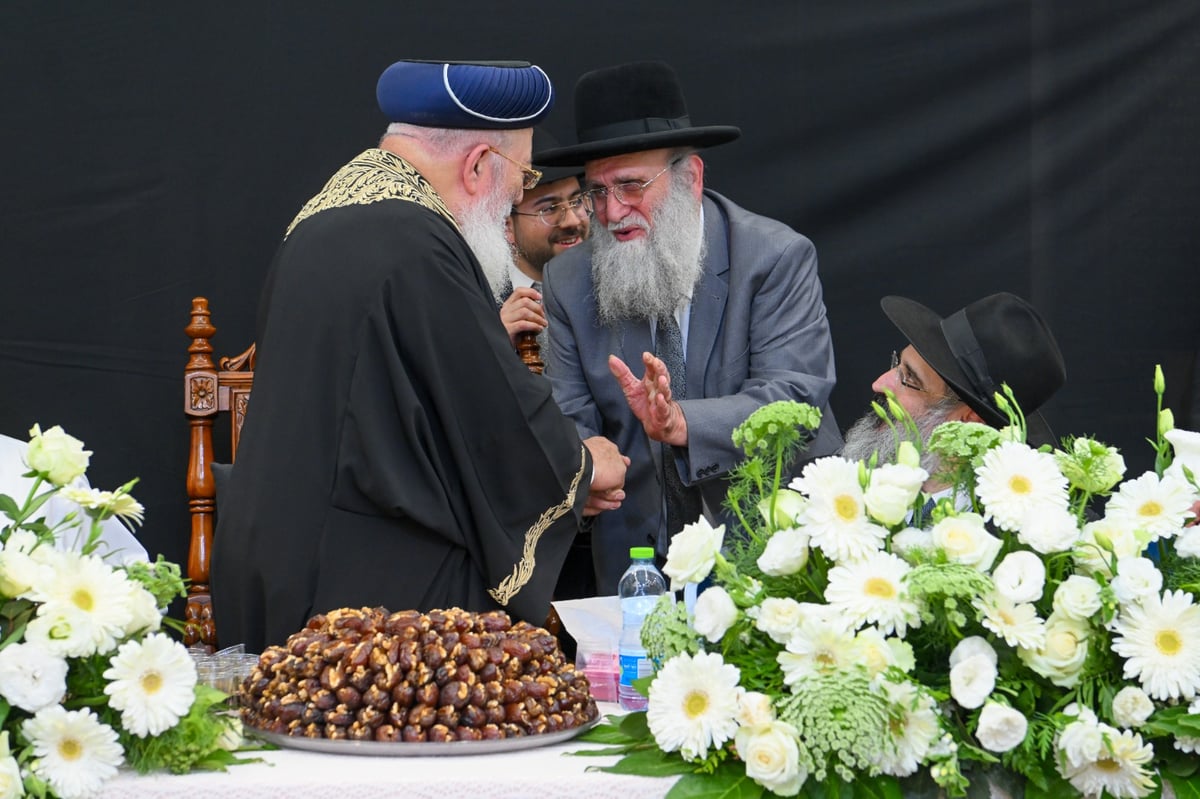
[2,1,1198,581]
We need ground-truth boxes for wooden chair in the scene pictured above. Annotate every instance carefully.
[183,297,254,651]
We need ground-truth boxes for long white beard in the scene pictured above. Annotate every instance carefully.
[591,170,706,325]
[458,181,516,303]
[840,396,962,474]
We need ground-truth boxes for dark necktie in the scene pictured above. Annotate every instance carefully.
[655,315,702,552]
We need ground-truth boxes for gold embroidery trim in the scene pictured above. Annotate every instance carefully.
[285,149,458,237]
[489,444,587,606]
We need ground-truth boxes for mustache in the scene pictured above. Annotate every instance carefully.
[606,215,649,235]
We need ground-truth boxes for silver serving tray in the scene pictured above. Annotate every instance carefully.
[247,714,600,757]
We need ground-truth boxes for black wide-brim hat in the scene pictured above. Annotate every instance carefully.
[531,127,584,184]
[535,61,741,166]
[881,292,1066,446]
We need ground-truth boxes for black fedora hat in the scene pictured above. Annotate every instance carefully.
[531,127,584,184]
[535,61,741,166]
[881,292,1066,444]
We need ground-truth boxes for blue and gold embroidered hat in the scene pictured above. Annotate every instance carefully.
[376,60,554,130]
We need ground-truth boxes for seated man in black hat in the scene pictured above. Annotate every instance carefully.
[536,61,843,592]
[212,59,628,652]
[841,292,1067,493]
[498,127,590,351]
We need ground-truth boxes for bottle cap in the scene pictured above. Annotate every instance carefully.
[630,546,655,560]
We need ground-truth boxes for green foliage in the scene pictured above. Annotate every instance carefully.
[120,685,241,774]
[122,555,187,608]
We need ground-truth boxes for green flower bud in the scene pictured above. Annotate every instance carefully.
[1159,408,1175,438]
[896,440,921,468]
[1154,364,1165,395]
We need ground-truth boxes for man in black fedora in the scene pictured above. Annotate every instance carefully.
[842,291,1067,490]
[536,61,843,591]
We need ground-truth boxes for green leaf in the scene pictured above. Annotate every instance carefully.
[589,748,697,778]
[1163,773,1200,799]
[618,710,651,739]
[666,767,764,799]
[802,775,900,799]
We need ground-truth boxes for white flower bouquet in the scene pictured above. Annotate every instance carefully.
[0,425,245,799]
[580,368,1200,798]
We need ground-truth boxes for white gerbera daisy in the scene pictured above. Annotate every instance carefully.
[778,618,860,686]
[1105,471,1198,541]
[1058,724,1155,799]
[102,633,198,737]
[824,551,920,636]
[793,457,887,562]
[975,441,1068,532]
[874,679,939,777]
[976,595,1046,650]
[1112,589,1200,700]
[22,706,123,799]
[646,652,741,761]
[32,552,135,656]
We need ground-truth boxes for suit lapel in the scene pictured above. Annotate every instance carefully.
[686,194,729,399]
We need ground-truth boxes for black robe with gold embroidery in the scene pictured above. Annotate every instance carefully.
[211,150,590,651]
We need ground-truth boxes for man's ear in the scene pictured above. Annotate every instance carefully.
[504,215,516,246]
[957,405,986,425]
[462,143,492,197]
[683,153,705,200]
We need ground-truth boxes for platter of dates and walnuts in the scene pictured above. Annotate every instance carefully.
[239,606,600,756]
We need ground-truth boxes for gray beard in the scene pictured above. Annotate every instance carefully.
[458,183,516,304]
[591,171,706,324]
[840,396,963,473]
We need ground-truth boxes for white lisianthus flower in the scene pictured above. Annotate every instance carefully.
[874,679,939,777]
[1074,516,1148,577]
[662,517,725,591]
[792,457,887,563]
[976,595,1046,650]
[890,526,933,560]
[949,653,996,709]
[1106,471,1197,540]
[647,652,741,762]
[930,513,1002,572]
[824,550,920,636]
[0,641,69,713]
[1057,711,1103,768]
[1018,612,1090,688]
[736,691,776,729]
[976,702,1028,752]
[125,582,163,635]
[949,636,997,669]
[991,550,1046,604]
[103,632,198,737]
[1112,589,1200,701]
[757,527,809,576]
[693,586,738,644]
[1017,505,1083,554]
[752,597,806,644]
[735,720,806,797]
[25,423,92,487]
[1053,574,1103,620]
[758,488,807,528]
[1111,557,1164,608]
[864,463,927,527]
[22,706,123,799]
[1111,686,1155,728]
[975,441,1069,532]
[0,736,19,799]
[1176,526,1200,558]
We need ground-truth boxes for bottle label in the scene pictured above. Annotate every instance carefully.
[619,652,648,686]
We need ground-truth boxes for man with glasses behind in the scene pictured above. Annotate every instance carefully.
[536,61,843,592]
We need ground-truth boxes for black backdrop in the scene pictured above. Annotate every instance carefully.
[2,2,1198,588]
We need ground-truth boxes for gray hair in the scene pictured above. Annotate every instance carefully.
[381,123,519,158]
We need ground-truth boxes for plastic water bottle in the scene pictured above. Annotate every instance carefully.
[617,546,667,711]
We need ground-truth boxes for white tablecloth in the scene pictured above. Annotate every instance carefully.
[99,706,676,799]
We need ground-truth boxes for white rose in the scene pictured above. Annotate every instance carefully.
[865,463,928,526]
[1018,612,1090,688]
[949,636,997,669]
[735,721,806,797]
[753,597,806,644]
[757,528,809,577]
[1111,557,1163,607]
[25,423,91,487]
[976,702,1028,752]
[931,513,1002,571]
[891,526,933,560]
[1016,505,1082,554]
[1057,716,1104,768]
[662,517,725,590]
[1176,527,1200,559]
[736,691,776,729]
[0,755,19,799]
[758,488,807,528]
[0,641,69,713]
[1053,575,1103,620]
[1074,517,1147,577]
[693,586,738,643]
[949,653,996,709]
[1111,686,1155,728]
[991,550,1046,604]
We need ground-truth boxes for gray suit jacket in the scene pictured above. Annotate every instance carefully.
[543,190,842,591]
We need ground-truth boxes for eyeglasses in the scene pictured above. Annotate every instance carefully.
[487,146,542,190]
[581,158,681,214]
[890,350,952,397]
[511,195,588,227]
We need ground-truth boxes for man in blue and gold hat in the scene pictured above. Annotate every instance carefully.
[212,60,628,652]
